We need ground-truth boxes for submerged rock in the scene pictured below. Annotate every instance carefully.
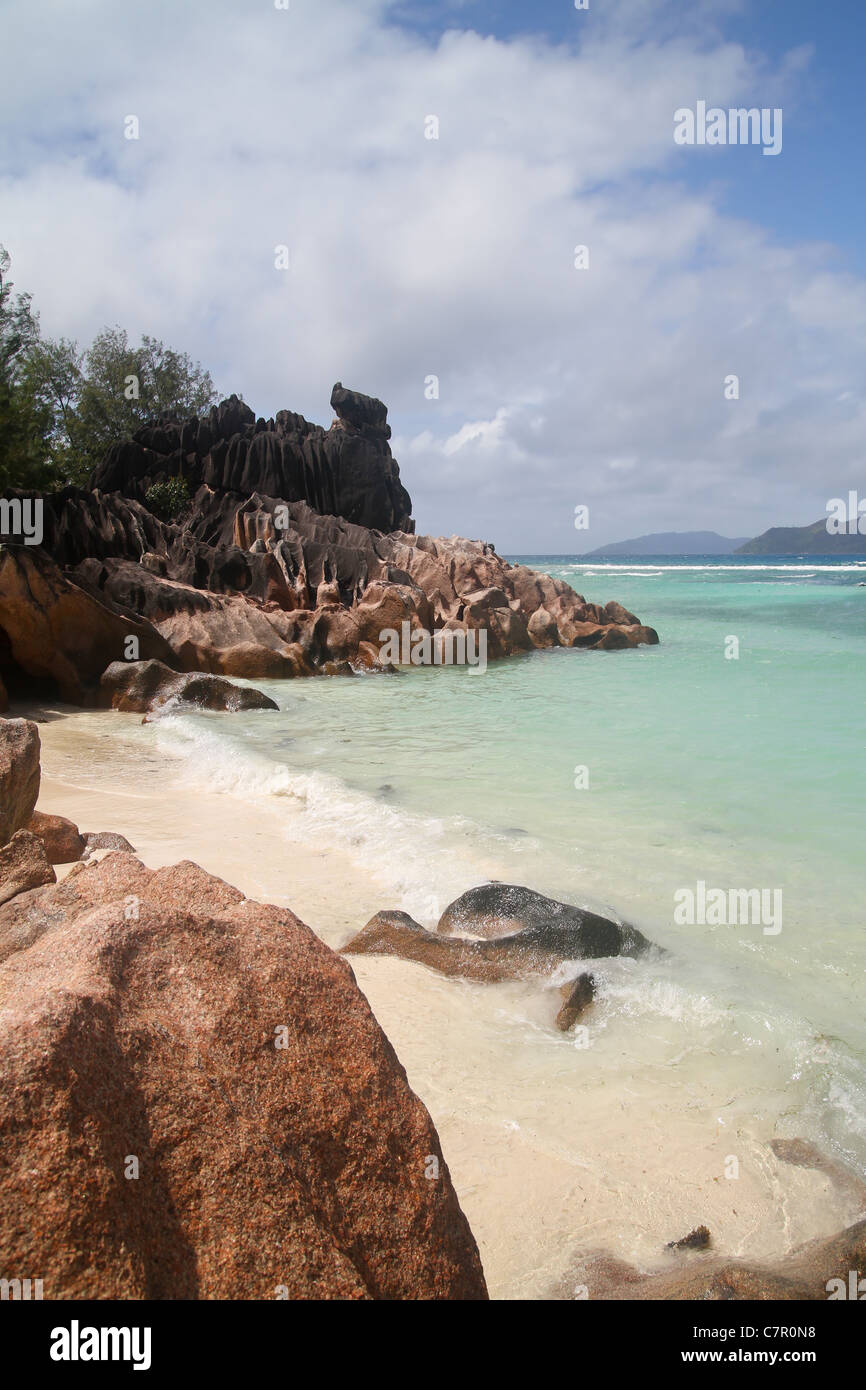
[558,1218,866,1300]
[0,852,487,1299]
[555,973,596,1031]
[437,883,652,957]
[343,889,653,986]
[666,1225,712,1252]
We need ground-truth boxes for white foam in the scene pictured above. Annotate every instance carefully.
[150,714,505,924]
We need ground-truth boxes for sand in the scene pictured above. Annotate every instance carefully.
[28,709,863,1299]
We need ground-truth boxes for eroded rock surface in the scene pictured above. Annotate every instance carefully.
[0,852,488,1300]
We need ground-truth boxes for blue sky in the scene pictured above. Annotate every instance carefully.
[1,0,864,549]
[386,0,866,276]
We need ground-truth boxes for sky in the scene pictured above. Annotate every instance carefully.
[1,0,864,551]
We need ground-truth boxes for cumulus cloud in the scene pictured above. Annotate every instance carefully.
[1,0,862,548]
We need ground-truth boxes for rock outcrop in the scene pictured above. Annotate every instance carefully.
[0,547,174,704]
[98,659,279,715]
[89,386,413,535]
[437,883,652,955]
[25,810,86,865]
[0,828,56,906]
[0,717,41,846]
[0,851,488,1299]
[558,1219,866,1300]
[0,384,659,703]
[343,888,653,985]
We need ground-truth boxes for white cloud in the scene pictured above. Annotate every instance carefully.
[0,0,863,549]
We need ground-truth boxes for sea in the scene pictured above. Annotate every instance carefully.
[35,554,866,1296]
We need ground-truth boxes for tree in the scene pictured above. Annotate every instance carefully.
[20,335,84,480]
[0,246,58,490]
[73,328,218,478]
[0,244,221,490]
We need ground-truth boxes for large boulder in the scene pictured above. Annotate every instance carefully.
[98,659,279,715]
[0,853,487,1299]
[0,547,174,704]
[343,891,653,984]
[25,810,86,865]
[0,829,55,906]
[437,883,652,956]
[0,718,41,846]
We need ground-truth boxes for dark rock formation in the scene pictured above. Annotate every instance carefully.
[437,883,652,957]
[0,718,41,846]
[1,385,659,703]
[666,1225,712,1252]
[89,385,413,535]
[98,659,279,715]
[343,891,653,984]
[0,850,488,1299]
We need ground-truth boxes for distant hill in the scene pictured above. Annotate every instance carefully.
[584,531,750,557]
[736,521,866,555]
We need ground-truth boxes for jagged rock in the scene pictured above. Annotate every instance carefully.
[666,1226,712,1252]
[0,853,487,1299]
[0,718,41,846]
[25,811,86,864]
[0,547,174,704]
[90,386,412,535]
[330,381,390,436]
[0,830,55,906]
[98,659,279,715]
[3,386,659,696]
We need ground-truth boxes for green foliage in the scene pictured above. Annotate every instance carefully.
[0,247,59,490]
[74,327,218,478]
[0,244,220,492]
[144,475,191,522]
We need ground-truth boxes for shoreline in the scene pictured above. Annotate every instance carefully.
[26,700,865,1299]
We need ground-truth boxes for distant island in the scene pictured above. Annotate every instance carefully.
[736,520,866,555]
[584,531,750,557]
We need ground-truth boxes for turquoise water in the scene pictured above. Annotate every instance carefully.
[148,555,866,1178]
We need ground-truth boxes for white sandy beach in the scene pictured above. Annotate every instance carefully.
[29,705,863,1300]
